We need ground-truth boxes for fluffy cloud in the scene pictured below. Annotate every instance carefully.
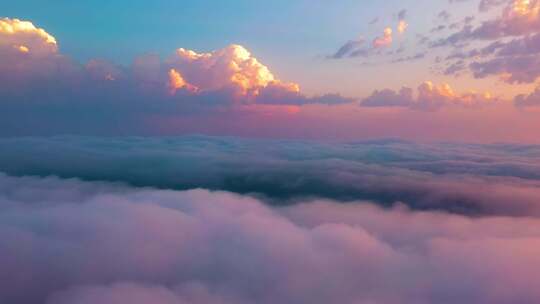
[362,81,496,109]
[0,17,57,56]
[0,18,349,104]
[1,173,540,304]
[1,136,540,217]
[0,18,353,136]
[0,17,68,82]
[166,45,300,97]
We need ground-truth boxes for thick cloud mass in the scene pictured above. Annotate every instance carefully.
[1,173,540,304]
[1,136,540,216]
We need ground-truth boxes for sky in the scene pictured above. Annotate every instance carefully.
[3,0,495,96]
[2,0,540,142]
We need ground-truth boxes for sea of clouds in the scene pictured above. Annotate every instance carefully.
[1,136,540,216]
[1,173,540,304]
[1,136,540,303]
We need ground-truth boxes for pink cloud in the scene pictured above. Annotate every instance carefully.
[0,174,539,304]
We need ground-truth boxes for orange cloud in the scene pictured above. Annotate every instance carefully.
[0,18,57,56]
[373,27,393,48]
[167,44,299,97]
[509,0,540,17]
[419,81,496,105]
[168,69,198,94]
[397,20,408,34]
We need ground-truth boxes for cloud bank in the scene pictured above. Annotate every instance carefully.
[2,136,540,217]
[1,173,539,304]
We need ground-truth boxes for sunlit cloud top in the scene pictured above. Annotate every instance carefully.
[167,44,300,96]
[0,17,57,55]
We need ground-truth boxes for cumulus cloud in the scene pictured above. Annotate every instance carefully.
[0,17,57,56]
[0,18,354,136]
[1,136,540,217]
[166,45,300,97]
[1,173,540,304]
[362,81,497,109]
[0,17,70,82]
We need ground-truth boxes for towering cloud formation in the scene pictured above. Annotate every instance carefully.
[166,45,300,96]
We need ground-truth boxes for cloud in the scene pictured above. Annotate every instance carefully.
[0,17,537,141]
[0,18,354,136]
[463,32,540,83]
[373,27,394,48]
[165,45,300,97]
[433,1,540,83]
[362,81,497,109]
[1,173,540,304]
[328,39,365,59]
[0,18,347,104]
[438,10,452,22]
[330,9,408,59]
[440,0,540,42]
[515,84,540,106]
[397,9,408,34]
[479,0,509,12]
[397,20,408,34]
[0,17,57,56]
[1,136,540,217]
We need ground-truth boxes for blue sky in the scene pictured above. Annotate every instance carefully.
[4,0,480,95]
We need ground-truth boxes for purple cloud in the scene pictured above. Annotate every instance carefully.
[1,173,540,304]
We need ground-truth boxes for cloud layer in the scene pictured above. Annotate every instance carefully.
[2,136,540,217]
[1,173,539,304]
